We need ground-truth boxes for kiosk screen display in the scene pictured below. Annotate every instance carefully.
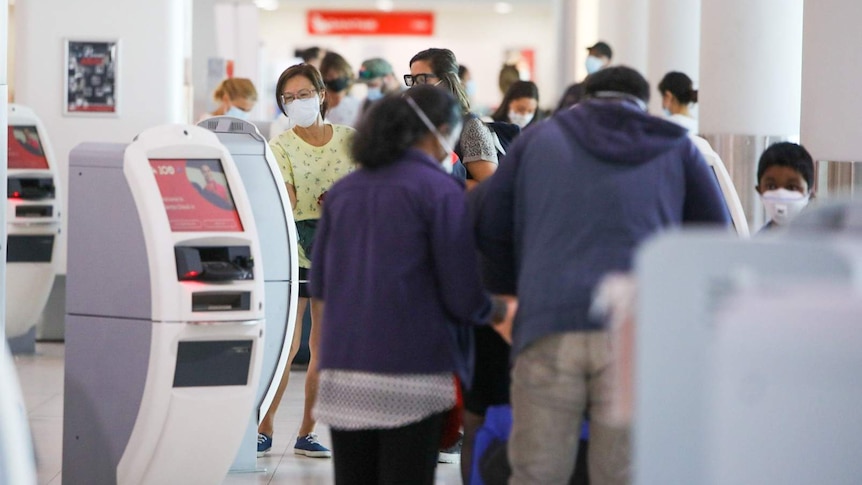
[8,126,50,170]
[150,159,244,232]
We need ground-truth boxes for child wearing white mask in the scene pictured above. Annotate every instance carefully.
[198,77,257,122]
[259,63,357,460]
[755,142,815,230]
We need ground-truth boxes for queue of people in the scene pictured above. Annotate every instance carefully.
[198,43,815,485]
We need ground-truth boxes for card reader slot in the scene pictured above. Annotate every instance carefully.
[15,205,53,218]
[191,292,251,312]
[175,246,254,281]
[8,178,55,200]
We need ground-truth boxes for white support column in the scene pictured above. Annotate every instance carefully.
[1,1,8,342]
[597,0,648,74]
[646,0,701,115]
[699,0,804,230]
[801,0,862,199]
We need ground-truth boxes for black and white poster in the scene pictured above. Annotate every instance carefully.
[64,39,119,115]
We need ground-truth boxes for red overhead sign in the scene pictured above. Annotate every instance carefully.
[307,10,434,36]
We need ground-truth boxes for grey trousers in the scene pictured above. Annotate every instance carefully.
[509,332,631,485]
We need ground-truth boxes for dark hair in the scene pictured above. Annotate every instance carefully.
[300,47,323,63]
[583,66,650,104]
[352,86,462,169]
[319,51,355,92]
[498,64,521,96]
[757,142,815,189]
[409,48,471,113]
[492,81,540,124]
[588,41,613,60]
[658,71,698,105]
[458,64,470,81]
[275,64,328,118]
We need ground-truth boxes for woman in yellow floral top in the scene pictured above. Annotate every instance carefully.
[258,63,356,458]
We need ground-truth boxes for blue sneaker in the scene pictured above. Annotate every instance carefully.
[257,433,272,457]
[294,433,331,458]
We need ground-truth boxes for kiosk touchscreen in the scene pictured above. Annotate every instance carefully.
[6,104,62,340]
[198,116,298,471]
[64,125,265,485]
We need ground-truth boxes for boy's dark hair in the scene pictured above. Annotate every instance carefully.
[352,85,461,169]
[583,65,650,104]
[757,142,815,189]
[658,71,698,105]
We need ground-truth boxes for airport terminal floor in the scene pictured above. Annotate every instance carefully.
[17,342,462,485]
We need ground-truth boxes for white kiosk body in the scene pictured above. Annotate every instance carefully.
[707,285,862,484]
[691,135,750,237]
[198,117,298,470]
[0,343,37,485]
[6,104,62,339]
[634,229,862,484]
[63,125,265,485]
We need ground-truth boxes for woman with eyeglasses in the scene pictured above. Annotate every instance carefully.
[256,63,356,459]
[310,85,515,484]
[407,48,499,188]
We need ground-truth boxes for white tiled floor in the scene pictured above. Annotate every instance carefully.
[14,342,462,485]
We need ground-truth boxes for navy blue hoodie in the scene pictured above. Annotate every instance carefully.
[475,99,731,357]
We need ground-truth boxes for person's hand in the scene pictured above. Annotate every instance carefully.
[491,295,517,344]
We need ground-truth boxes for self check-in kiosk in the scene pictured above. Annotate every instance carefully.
[198,116,298,471]
[6,104,62,341]
[633,224,862,484]
[63,125,265,485]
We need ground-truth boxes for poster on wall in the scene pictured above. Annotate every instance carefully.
[64,39,119,116]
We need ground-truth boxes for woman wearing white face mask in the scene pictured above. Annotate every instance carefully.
[258,63,357,459]
[658,71,699,134]
[311,85,515,484]
[491,80,541,130]
[755,142,816,231]
[198,77,257,122]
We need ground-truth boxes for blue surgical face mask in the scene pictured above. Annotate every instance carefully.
[464,80,477,99]
[225,105,250,120]
[366,86,384,101]
[585,55,604,75]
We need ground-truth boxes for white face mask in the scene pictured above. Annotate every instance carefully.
[585,55,604,75]
[287,97,321,128]
[508,111,534,128]
[225,106,249,120]
[404,96,462,173]
[760,188,810,226]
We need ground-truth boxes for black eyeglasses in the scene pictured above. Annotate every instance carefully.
[404,73,439,87]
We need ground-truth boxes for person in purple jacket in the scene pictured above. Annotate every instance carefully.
[308,85,516,485]
[475,66,732,485]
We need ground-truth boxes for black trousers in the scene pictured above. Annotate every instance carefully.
[330,412,446,485]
